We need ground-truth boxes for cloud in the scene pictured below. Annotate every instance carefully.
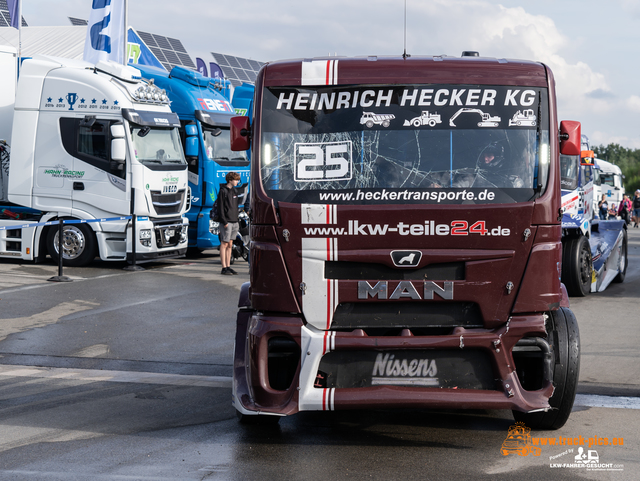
[628,95,640,112]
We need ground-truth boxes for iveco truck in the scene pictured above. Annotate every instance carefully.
[0,48,189,266]
[135,64,250,252]
[230,54,582,429]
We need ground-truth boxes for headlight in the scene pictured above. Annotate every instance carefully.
[140,229,152,239]
[209,220,220,235]
[180,226,188,243]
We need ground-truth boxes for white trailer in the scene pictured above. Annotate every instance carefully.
[0,48,189,266]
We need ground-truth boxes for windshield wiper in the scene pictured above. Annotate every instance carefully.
[142,159,162,164]
[213,157,229,161]
[232,157,247,161]
[165,159,184,163]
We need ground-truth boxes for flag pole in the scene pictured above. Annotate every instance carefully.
[123,0,128,65]
[17,0,22,82]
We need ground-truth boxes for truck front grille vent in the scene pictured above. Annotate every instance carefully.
[150,190,185,215]
[331,302,482,330]
[325,261,465,280]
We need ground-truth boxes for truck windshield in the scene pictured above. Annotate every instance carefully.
[203,128,249,165]
[131,127,186,166]
[260,85,550,205]
[600,174,616,187]
[560,155,579,190]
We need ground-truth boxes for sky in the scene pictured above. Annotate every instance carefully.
[18,0,640,149]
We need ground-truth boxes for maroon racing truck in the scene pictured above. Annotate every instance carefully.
[230,54,582,429]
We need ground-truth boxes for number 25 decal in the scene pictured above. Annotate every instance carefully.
[294,141,352,182]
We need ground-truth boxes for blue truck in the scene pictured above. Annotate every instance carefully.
[560,142,627,296]
[136,65,251,253]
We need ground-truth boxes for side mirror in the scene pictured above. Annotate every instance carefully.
[185,124,198,136]
[111,123,126,138]
[559,121,581,155]
[185,136,198,158]
[230,116,250,152]
[111,138,126,162]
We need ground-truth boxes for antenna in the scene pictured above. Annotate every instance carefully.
[403,0,410,59]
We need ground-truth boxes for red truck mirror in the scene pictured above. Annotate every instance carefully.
[559,121,581,155]
[230,116,251,151]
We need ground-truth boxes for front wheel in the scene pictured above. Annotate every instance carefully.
[46,222,97,267]
[613,229,628,283]
[562,236,592,297]
[513,308,580,430]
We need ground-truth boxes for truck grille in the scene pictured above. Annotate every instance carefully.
[154,222,184,248]
[150,190,185,215]
[331,302,482,330]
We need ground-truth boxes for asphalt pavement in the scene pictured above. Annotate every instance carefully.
[0,231,638,480]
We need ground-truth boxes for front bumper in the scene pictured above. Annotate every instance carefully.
[233,311,554,416]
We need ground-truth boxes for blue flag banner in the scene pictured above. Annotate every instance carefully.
[83,0,126,64]
[6,0,20,29]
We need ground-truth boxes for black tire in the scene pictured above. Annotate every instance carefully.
[236,409,281,425]
[613,229,628,283]
[229,255,235,265]
[46,221,97,267]
[513,307,580,430]
[241,248,249,262]
[561,236,592,297]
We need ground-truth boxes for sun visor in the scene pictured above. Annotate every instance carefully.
[195,110,233,128]
[122,108,180,127]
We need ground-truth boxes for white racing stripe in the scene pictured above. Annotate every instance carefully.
[0,364,232,388]
[574,394,640,410]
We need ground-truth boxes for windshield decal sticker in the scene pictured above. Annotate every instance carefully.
[294,141,352,182]
[360,112,395,128]
[509,109,537,127]
[450,108,501,127]
[404,111,442,127]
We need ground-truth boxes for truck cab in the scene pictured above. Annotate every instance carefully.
[230,55,583,430]
[135,65,250,252]
[4,57,189,266]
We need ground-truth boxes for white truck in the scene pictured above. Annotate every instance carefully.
[0,47,189,266]
[594,157,624,209]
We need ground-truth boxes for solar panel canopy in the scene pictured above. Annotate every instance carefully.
[211,52,264,87]
[68,17,88,26]
[137,30,195,72]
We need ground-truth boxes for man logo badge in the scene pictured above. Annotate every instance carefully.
[391,250,422,267]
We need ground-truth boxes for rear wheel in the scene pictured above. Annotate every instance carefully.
[513,308,580,430]
[613,229,628,283]
[562,236,592,296]
[46,222,97,267]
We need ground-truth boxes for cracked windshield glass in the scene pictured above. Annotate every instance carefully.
[260,85,550,204]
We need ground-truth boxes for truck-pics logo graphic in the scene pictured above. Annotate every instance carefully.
[501,423,541,457]
[391,250,422,267]
[294,141,352,182]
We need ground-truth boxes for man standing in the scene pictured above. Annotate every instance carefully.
[218,172,246,275]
